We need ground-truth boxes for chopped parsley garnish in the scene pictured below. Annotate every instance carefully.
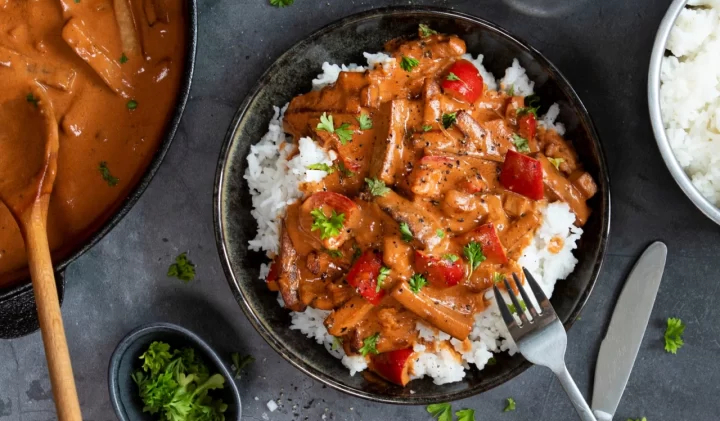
[167,252,196,282]
[664,317,685,354]
[230,352,255,379]
[493,272,504,284]
[335,122,353,145]
[131,342,227,420]
[376,267,390,292]
[26,93,39,107]
[507,300,527,314]
[399,222,413,242]
[356,113,373,130]
[119,53,128,64]
[504,397,516,412]
[426,403,452,421]
[310,209,345,240]
[317,112,335,133]
[446,72,461,81]
[441,112,457,129]
[336,161,355,177]
[463,241,486,271]
[307,163,334,173]
[516,94,541,116]
[443,254,459,263]
[487,357,497,366]
[548,157,565,170]
[365,177,390,197]
[270,0,293,7]
[436,229,445,238]
[455,408,476,421]
[512,133,530,153]
[419,24,438,38]
[99,161,119,186]
[359,333,380,356]
[331,336,343,350]
[324,249,343,258]
[507,85,515,96]
[351,244,362,263]
[408,274,427,293]
[422,124,433,132]
[126,99,138,110]
[400,56,419,72]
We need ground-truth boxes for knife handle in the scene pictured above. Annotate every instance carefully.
[553,364,598,421]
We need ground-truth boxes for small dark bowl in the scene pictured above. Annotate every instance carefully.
[108,323,242,421]
[214,6,610,404]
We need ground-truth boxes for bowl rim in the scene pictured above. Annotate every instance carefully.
[107,322,242,421]
[213,5,610,404]
[648,0,720,225]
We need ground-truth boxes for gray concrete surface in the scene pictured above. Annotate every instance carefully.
[2,0,719,420]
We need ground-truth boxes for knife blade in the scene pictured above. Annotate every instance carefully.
[591,241,667,421]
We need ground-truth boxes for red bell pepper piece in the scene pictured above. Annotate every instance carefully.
[414,251,465,288]
[441,59,484,103]
[461,223,508,264]
[265,259,280,291]
[345,250,385,305]
[370,348,414,386]
[518,113,537,140]
[499,150,544,200]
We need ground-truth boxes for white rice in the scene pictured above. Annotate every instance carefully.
[661,2,720,206]
[245,50,583,385]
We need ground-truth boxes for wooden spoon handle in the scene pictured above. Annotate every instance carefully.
[24,213,82,421]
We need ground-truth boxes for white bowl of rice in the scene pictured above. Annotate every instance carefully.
[649,0,720,224]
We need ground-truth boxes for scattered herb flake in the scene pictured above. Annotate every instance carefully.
[310,209,345,240]
[119,53,128,64]
[126,99,138,110]
[408,274,427,293]
[436,229,445,238]
[336,161,355,178]
[504,397,516,412]
[419,24,438,38]
[516,94,541,117]
[627,418,647,421]
[351,244,362,263]
[98,161,119,187]
[446,72,461,81]
[307,163,334,173]
[376,267,390,292]
[324,249,343,258]
[365,178,391,197]
[167,252,196,282]
[507,300,527,314]
[422,124,433,132]
[507,85,515,96]
[230,352,255,379]
[356,113,373,130]
[443,254,459,263]
[399,222,413,242]
[548,157,565,170]
[359,333,380,357]
[512,133,530,153]
[493,272,504,284]
[400,56,419,72]
[426,403,452,421]
[26,93,39,107]
[463,241,486,272]
[456,408,476,421]
[270,0,293,7]
[664,317,685,354]
[331,336,343,350]
[441,112,457,129]
[487,357,497,366]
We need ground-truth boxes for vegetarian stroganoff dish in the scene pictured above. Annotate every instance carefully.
[246,26,597,386]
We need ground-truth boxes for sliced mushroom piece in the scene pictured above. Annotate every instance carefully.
[374,189,443,251]
[114,0,142,57]
[277,221,305,312]
[0,45,76,92]
[369,99,409,185]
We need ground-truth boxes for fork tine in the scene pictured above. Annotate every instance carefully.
[522,267,553,315]
[503,278,529,326]
[492,285,516,327]
[512,272,538,319]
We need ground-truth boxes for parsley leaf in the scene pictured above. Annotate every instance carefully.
[270,0,293,7]
[126,99,138,110]
[426,403,452,421]
[317,112,335,133]
[441,112,457,129]
[493,272,504,284]
[335,122,353,145]
[356,113,373,130]
[307,163,334,173]
[324,249,343,258]
[507,85,515,96]
[422,124,433,132]
[119,53,128,64]
[399,222,413,242]
[436,229,445,238]
[517,94,541,117]
[167,252,196,282]
[26,93,39,107]
[456,408,476,421]
[664,317,685,354]
[443,254,459,263]
[507,300,527,314]
[408,274,427,293]
[487,357,497,365]
[336,161,355,178]
[446,72,461,81]
[230,352,254,379]
[463,241,486,272]
[376,267,390,292]
[99,161,119,186]
[310,209,345,240]
[512,133,530,153]
[547,157,565,170]
[359,333,380,356]
[419,24,438,38]
[351,244,362,263]
[365,177,391,197]
[331,336,343,350]
[400,56,419,72]
[504,397,516,412]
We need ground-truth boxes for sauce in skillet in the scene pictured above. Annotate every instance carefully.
[0,0,186,286]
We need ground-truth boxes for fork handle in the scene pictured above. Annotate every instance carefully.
[553,364,597,421]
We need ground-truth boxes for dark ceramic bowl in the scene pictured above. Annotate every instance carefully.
[109,322,242,421]
[214,6,610,404]
[0,1,198,339]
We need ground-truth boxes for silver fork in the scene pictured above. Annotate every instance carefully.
[493,268,597,421]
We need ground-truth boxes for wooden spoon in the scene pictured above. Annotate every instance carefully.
[0,83,82,420]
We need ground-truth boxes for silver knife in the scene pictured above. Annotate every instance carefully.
[591,241,667,421]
